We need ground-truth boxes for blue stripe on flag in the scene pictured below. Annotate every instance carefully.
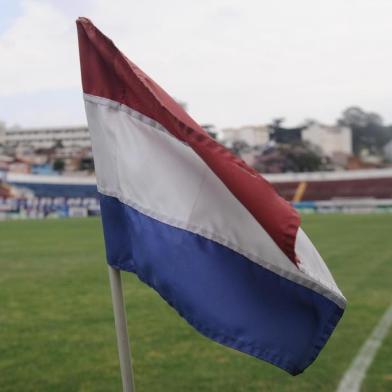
[100,194,343,375]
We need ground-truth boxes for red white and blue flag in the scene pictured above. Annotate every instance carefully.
[77,18,346,375]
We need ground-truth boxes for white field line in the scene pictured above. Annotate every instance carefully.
[336,304,392,392]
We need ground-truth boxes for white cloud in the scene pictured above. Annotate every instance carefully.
[0,0,80,95]
[1,0,392,127]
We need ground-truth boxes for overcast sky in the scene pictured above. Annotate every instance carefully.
[0,0,391,129]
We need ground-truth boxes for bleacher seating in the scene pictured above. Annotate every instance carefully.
[273,177,392,201]
[268,169,392,202]
[8,181,99,198]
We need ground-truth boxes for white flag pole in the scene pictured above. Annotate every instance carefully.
[108,265,136,392]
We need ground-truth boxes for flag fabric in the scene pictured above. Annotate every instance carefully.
[77,18,346,375]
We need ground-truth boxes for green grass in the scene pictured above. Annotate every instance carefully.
[0,215,391,391]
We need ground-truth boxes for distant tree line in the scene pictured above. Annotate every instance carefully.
[229,106,392,173]
[337,106,392,157]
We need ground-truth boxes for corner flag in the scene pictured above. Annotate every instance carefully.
[77,17,346,375]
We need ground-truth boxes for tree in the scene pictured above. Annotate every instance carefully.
[338,106,392,156]
[54,140,64,149]
[230,140,250,156]
[285,143,324,172]
[253,141,326,173]
[53,159,65,173]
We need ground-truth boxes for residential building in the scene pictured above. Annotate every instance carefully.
[220,125,269,147]
[302,123,352,156]
[383,140,392,162]
[0,126,5,145]
[5,126,91,149]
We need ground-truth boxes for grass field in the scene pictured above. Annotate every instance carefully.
[1,215,391,391]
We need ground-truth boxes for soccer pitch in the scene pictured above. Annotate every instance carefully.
[1,215,391,391]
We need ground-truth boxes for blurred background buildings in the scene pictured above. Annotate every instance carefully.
[1,103,392,219]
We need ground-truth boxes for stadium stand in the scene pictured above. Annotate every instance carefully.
[7,173,98,198]
[266,168,392,201]
[1,169,392,219]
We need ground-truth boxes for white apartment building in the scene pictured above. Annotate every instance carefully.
[0,125,5,145]
[302,123,352,156]
[5,126,91,149]
[221,125,270,147]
